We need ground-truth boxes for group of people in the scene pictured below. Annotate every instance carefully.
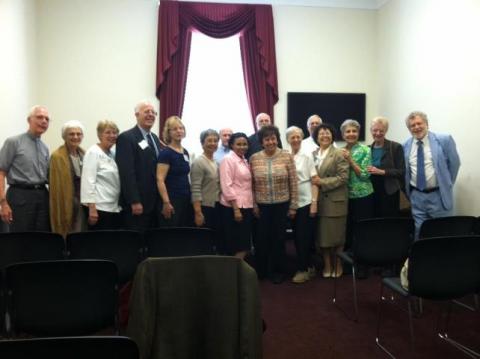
[0,103,460,285]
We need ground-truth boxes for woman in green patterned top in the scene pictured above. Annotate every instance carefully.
[340,119,374,272]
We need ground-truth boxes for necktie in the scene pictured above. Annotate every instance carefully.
[147,133,158,157]
[416,140,426,190]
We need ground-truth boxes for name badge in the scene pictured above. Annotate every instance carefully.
[138,140,148,150]
[183,154,190,162]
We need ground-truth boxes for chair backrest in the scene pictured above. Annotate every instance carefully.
[419,216,476,239]
[408,235,480,300]
[353,217,415,266]
[127,256,262,359]
[0,232,65,269]
[0,336,139,359]
[66,230,143,285]
[474,217,480,235]
[5,259,119,337]
[144,227,215,257]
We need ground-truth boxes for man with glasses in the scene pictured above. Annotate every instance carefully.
[0,105,51,232]
[116,101,163,230]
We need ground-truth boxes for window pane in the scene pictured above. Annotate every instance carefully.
[182,32,253,157]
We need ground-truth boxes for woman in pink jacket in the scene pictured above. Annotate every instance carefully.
[219,132,253,259]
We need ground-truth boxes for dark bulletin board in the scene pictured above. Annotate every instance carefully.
[287,92,366,141]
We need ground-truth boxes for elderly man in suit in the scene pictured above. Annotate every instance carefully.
[116,101,163,231]
[403,111,460,238]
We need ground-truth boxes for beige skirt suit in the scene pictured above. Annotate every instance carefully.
[315,146,349,248]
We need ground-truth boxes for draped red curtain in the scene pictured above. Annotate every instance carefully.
[156,0,279,133]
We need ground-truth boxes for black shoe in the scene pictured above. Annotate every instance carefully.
[270,273,285,284]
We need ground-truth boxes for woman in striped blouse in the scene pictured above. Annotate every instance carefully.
[250,125,298,284]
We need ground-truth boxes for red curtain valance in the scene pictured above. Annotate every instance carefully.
[156,0,279,132]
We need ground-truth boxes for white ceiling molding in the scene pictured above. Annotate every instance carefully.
[172,0,392,10]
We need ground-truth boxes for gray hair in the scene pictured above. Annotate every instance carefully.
[371,116,389,131]
[61,120,85,139]
[27,105,49,120]
[134,100,154,114]
[340,119,361,134]
[307,114,322,127]
[200,129,219,145]
[285,126,304,141]
[405,111,428,127]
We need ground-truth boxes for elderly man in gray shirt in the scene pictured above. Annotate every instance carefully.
[0,105,51,232]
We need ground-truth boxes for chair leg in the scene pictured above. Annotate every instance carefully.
[332,254,338,304]
[437,301,480,358]
[332,256,358,322]
[452,294,478,312]
[407,298,415,353]
[375,283,396,359]
[351,264,359,322]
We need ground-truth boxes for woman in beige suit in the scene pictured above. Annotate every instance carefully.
[313,124,349,278]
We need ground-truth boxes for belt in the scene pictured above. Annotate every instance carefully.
[10,183,46,190]
[410,185,439,194]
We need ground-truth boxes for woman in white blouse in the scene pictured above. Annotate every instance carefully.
[81,120,122,230]
[286,126,319,284]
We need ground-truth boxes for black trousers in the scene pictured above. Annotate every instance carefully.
[123,209,158,232]
[254,202,289,277]
[292,204,315,271]
[83,207,121,231]
[199,204,223,254]
[371,175,400,217]
[6,187,50,232]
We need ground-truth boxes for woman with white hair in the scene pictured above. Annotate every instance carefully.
[286,126,319,283]
[367,116,405,217]
[49,120,86,237]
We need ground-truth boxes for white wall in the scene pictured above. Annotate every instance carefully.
[0,0,37,145]
[36,0,159,149]
[377,0,480,215]
[2,0,378,149]
[273,6,378,136]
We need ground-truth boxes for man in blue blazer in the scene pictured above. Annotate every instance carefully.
[403,111,460,238]
[116,101,163,231]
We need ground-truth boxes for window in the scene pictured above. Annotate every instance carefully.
[181,32,253,157]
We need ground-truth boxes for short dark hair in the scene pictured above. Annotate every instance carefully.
[257,125,280,146]
[228,132,248,149]
[312,123,336,145]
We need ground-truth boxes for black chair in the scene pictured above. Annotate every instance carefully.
[419,215,476,239]
[0,232,65,269]
[5,259,119,337]
[144,227,216,257]
[474,217,480,235]
[66,230,143,285]
[419,216,478,311]
[0,336,139,359]
[334,217,414,321]
[376,235,480,358]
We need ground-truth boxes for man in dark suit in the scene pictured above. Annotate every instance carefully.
[403,111,460,238]
[246,113,282,159]
[116,101,162,231]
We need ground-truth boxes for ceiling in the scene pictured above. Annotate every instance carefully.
[172,0,391,10]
